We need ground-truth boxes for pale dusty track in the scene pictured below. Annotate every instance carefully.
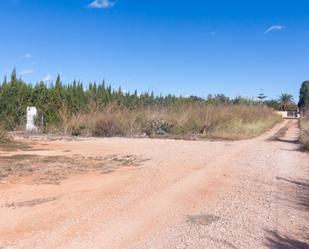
[0,119,308,249]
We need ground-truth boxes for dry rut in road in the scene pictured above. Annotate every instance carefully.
[0,119,308,249]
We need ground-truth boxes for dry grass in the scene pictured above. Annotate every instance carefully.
[56,103,281,140]
[187,214,220,226]
[3,197,59,209]
[0,153,148,184]
[0,141,31,151]
[299,118,309,151]
[0,123,10,144]
[0,124,31,151]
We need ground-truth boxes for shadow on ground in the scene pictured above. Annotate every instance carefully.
[264,176,309,248]
[265,230,309,249]
[275,176,309,212]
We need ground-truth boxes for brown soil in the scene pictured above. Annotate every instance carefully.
[0,119,308,249]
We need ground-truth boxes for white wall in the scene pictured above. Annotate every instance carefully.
[26,107,38,132]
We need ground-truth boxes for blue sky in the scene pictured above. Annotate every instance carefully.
[0,0,308,100]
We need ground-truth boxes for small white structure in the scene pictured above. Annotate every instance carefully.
[277,111,300,119]
[26,107,38,132]
[277,111,288,118]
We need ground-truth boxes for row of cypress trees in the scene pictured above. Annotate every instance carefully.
[0,68,289,129]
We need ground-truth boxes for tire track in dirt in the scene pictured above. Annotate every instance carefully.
[1,120,308,249]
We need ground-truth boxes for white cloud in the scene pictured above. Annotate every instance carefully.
[21,69,34,76]
[264,25,285,34]
[87,0,115,9]
[20,53,31,59]
[42,75,52,83]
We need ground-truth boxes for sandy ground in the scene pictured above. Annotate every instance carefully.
[0,119,308,249]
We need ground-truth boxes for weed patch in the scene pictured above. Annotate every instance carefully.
[59,103,281,140]
[299,118,309,151]
[0,154,149,184]
[3,196,59,209]
[187,214,220,226]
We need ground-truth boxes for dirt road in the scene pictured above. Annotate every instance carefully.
[0,119,308,249]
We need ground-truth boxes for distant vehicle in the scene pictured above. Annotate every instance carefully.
[287,110,298,118]
[277,109,300,119]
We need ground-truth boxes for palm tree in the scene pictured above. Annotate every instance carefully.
[278,93,294,111]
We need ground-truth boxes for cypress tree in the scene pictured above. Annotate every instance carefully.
[299,81,309,115]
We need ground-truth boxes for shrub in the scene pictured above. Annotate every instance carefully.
[58,103,281,140]
[300,118,309,151]
[145,119,173,136]
[0,124,10,144]
[94,119,124,137]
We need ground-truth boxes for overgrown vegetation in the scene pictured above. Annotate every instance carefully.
[0,154,148,184]
[299,118,309,151]
[298,81,309,150]
[0,125,31,151]
[58,103,281,140]
[0,68,282,139]
[0,123,10,144]
[298,81,309,116]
